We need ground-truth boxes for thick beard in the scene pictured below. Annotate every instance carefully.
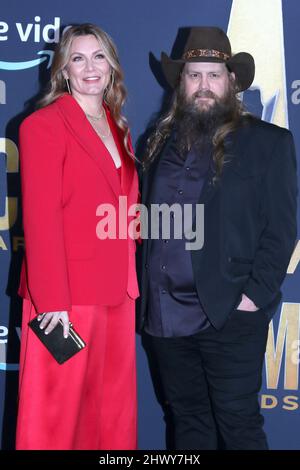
[175,81,239,155]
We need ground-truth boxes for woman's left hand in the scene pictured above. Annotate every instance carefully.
[37,311,70,338]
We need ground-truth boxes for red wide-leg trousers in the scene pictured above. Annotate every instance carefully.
[16,295,137,450]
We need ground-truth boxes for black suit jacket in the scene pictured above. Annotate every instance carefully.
[136,117,298,331]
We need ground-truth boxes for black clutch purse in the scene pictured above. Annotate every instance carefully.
[28,316,86,364]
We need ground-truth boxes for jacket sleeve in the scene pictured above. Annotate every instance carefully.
[243,130,298,308]
[19,111,72,313]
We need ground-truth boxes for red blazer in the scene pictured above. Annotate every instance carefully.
[18,94,139,313]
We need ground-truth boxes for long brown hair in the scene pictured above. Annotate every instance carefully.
[143,73,249,178]
[38,23,134,159]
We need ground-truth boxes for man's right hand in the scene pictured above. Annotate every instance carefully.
[237,294,259,312]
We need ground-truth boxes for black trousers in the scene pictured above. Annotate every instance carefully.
[142,308,270,450]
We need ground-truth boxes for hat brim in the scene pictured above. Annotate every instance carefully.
[161,51,255,92]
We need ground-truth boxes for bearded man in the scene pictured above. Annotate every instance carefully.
[137,27,298,450]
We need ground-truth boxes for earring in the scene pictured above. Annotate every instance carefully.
[65,78,71,94]
[104,71,114,102]
[110,70,115,90]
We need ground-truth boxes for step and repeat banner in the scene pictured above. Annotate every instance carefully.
[0,0,299,450]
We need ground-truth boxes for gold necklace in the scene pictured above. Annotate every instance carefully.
[87,111,111,139]
[85,108,104,121]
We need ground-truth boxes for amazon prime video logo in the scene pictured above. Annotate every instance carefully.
[0,16,70,72]
[0,50,54,71]
[0,325,20,371]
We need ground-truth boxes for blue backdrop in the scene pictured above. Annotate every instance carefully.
[0,0,299,450]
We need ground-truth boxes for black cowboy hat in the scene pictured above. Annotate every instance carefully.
[161,26,255,92]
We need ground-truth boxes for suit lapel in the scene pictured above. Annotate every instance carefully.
[105,106,135,197]
[55,94,122,199]
[198,124,249,204]
[198,166,218,204]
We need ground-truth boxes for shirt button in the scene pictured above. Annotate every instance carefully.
[164,239,169,244]
[178,189,183,195]
[161,265,166,270]
[186,167,190,171]
[162,289,167,294]
[145,263,149,269]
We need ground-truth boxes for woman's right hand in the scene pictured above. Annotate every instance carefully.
[37,311,70,338]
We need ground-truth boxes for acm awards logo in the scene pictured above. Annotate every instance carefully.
[228,0,300,412]
[0,140,22,372]
[291,82,300,105]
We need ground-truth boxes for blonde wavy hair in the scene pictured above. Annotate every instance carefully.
[39,23,134,159]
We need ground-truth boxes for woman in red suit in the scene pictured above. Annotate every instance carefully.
[16,23,139,450]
